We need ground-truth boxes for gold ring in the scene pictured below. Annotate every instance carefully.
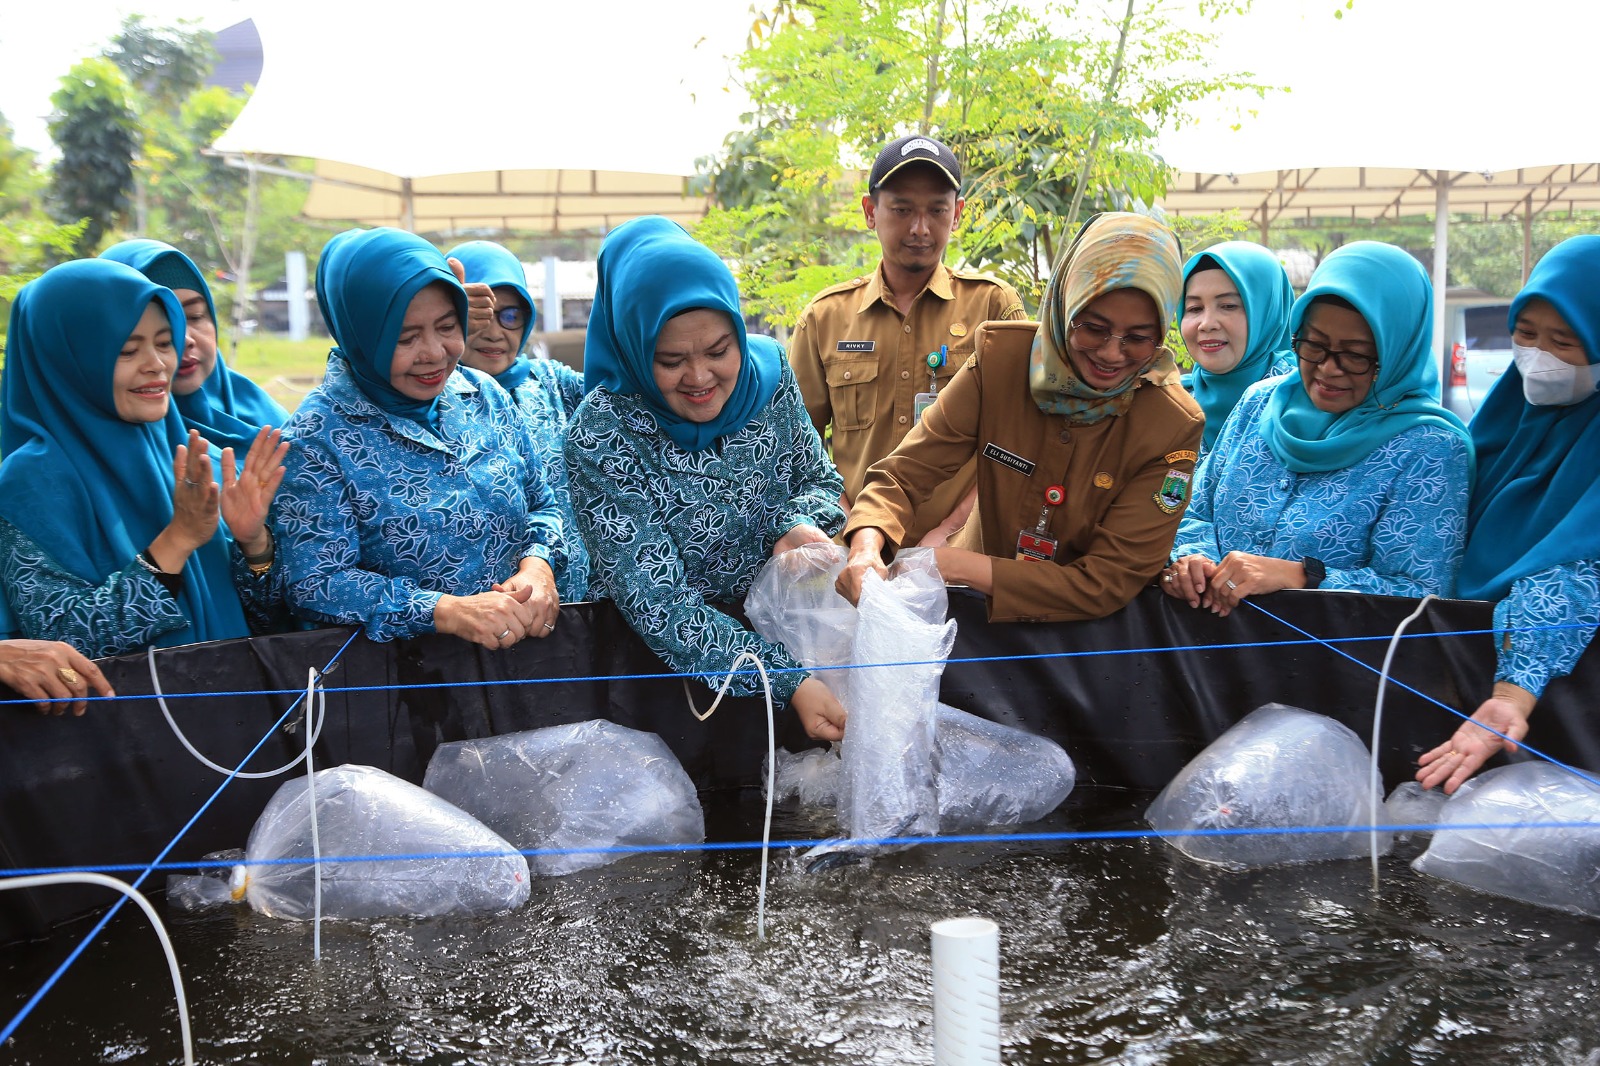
[57,667,81,686]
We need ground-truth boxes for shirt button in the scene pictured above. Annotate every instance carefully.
[903,325,912,334]
[898,415,908,425]
[900,370,910,379]
[842,370,852,380]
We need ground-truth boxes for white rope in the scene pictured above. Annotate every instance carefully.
[683,652,778,940]
[1370,594,1435,890]
[0,872,194,1065]
[305,667,324,962]
[148,644,326,778]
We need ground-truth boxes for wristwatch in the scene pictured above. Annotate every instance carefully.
[1302,556,1326,590]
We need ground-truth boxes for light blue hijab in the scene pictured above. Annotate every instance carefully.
[101,238,288,453]
[1184,241,1295,452]
[1458,235,1600,601]
[314,228,469,427]
[445,239,536,393]
[0,259,250,645]
[583,216,781,452]
[1260,241,1471,474]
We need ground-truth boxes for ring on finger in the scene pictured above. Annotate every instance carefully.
[1225,579,1238,591]
[57,667,81,686]
[497,628,512,640]
[183,478,202,487]
[542,622,555,631]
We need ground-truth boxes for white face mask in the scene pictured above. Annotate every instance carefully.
[1513,342,1600,406]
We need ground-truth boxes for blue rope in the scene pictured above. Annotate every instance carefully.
[3,816,1597,881]
[0,629,361,1048]
[1243,600,1600,791]
[5,620,1593,709]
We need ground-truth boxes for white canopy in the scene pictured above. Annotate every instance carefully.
[212,0,754,232]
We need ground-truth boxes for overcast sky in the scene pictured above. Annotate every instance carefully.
[1,0,252,154]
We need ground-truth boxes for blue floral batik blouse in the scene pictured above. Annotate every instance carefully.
[1171,378,1471,597]
[272,354,566,641]
[564,364,844,706]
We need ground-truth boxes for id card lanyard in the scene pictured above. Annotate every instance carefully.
[913,344,948,424]
[1015,483,1065,563]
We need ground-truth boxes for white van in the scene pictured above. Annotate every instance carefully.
[1441,289,1514,421]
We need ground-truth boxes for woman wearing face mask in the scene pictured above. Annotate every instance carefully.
[1417,235,1600,794]
[446,240,591,601]
[1162,241,1473,615]
[1180,241,1296,455]
[0,259,285,659]
[271,228,566,648]
[837,212,1203,622]
[100,238,288,455]
[564,216,848,742]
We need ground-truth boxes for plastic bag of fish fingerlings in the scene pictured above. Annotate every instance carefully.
[1146,703,1391,869]
[1411,761,1600,918]
[424,720,705,877]
[238,764,530,920]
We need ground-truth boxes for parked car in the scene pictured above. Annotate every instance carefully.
[1440,291,1514,422]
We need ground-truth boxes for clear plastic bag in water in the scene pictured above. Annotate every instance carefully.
[768,704,1074,830]
[1384,780,1448,843]
[935,703,1076,830]
[1146,703,1391,869]
[165,849,245,912]
[750,547,1072,837]
[1411,761,1600,917]
[423,720,704,877]
[241,764,529,920]
[838,567,956,841]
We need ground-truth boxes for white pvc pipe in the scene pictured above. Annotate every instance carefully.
[931,916,1001,1065]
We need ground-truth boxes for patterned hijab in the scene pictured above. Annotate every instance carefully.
[1458,235,1600,601]
[1029,212,1184,425]
[445,239,536,393]
[1183,241,1295,451]
[314,228,469,426]
[0,259,249,644]
[584,215,781,451]
[1260,241,1470,475]
[101,238,287,453]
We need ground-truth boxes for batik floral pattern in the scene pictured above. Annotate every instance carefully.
[1494,563,1600,696]
[564,364,843,706]
[1172,379,1470,596]
[272,357,565,642]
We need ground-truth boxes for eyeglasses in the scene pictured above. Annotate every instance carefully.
[1069,318,1159,360]
[495,305,530,332]
[1293,336,1377,376]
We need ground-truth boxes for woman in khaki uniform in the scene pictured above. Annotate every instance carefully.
[838,212,1202,622]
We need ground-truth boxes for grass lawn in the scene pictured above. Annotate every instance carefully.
[225,334,334,412]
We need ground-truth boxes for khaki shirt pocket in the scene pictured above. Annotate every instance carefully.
[824,357,881,433]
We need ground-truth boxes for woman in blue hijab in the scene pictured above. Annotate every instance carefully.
[446,239,591,601]
[1164,241,1473,613]
[1418,235,1600,793]
[1180,241,1296,454]
[271,228,567,647]
[564,216,848,741]
[100,238,288,454]
[0,259,285,660]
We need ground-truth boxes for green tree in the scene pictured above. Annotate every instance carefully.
[105,15,214,116]
[697,0,1270,325]
[47,57,139,255]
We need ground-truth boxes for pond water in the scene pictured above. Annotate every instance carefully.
[4,790,1599,1065]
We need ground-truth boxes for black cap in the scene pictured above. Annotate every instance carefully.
[868,134,961,194]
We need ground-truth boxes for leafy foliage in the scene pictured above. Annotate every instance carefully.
[47,57,139,255]
[696,0,1272,325]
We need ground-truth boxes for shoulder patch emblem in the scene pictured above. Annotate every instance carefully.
[1164,449,1198,464]
[1154,468,1191,514]
[1093,472,1114,490]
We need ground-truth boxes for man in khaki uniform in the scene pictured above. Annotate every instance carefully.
[790,133,1026,546]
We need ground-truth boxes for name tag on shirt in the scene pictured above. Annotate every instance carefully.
[983,442,1036,477]
[836,340,875,352]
